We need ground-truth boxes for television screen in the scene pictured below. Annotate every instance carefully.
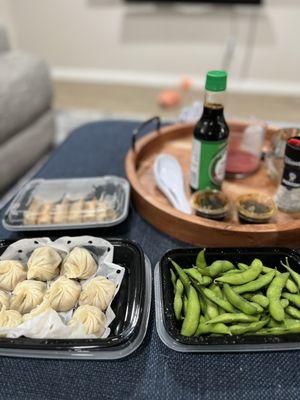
[127,1,262,4]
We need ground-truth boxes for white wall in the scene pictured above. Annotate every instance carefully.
[1,0,300,94]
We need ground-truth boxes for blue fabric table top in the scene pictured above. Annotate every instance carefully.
[0,120,299,400]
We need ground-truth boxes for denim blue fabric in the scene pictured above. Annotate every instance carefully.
[0,120,299,400]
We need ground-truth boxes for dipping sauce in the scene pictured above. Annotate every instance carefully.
[236,194,276,224]
[191,189,229,221]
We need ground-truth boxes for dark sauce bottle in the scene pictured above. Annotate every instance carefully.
[190,70,230,192]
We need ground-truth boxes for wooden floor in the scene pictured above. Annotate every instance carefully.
[53,81,300,123]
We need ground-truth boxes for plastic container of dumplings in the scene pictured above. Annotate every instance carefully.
[155,246,300,353]
[3,176,130,231]
[0,238,151,360]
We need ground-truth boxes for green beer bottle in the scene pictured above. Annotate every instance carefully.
[190,70,229,191]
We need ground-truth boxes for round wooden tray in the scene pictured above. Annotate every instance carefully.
[125,119,300,247]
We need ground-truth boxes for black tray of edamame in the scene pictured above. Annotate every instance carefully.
[154,247,300,352]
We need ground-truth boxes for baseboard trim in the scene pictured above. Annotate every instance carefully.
[52,67,300,97]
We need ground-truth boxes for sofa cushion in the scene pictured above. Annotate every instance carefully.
[0,50,52,145]
[0,109,54,194]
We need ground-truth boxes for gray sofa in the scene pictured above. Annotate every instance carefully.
[0,25,55,194]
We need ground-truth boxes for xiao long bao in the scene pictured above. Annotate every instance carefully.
[0,260,27,292]
[10,280,47,314]
[45,276,81,312]
[61,247,97,280]
[27,246,62,281]
[69,305,106,336]
[79,276,116,311]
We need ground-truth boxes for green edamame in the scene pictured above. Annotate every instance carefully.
[173,279,184,320]
[280,298,289,309]
[223,284,258,315]
[169,259,190,292]
[205,297,219,320]
[202,287,235,313]
[237,263,248,271]
[196,249,207,269]
[286,278,298,294]
[181,285,200,336]
[185,268,212,286]
[285,305,300,319]
[230,318,269,335]
[256,320,300,335]
[183,295,188,316]
[281,258,300,290]
[267,272,289,321]
[282,292,300,308]
[250,294,269,308]
[195,321,230,336]
[233,271,275,294]
[216,259,263,285]
[170,269,177,292]
[199,260,234,278]
[205,313,258,325]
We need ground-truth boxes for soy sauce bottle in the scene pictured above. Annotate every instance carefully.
[190,70,229,191]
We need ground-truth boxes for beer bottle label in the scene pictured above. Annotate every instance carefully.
[190,139,227,190]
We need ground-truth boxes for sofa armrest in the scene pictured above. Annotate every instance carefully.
[0,25,10,53]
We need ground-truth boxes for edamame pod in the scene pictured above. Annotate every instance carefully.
[285,305,300,319]
[196,249,207,269]
[250,294,269,308]
[256,321,300,335]
[183,295,188,316]
[205,313,259,325]
[185,268,212,286]
[282,292,300,308]
[202,287,235,313]
[262,266,274,274]
[173,279,184,320]
[286,278,298,294]
[205,297,219,320]
[170,269,177,292]
[216,259,263,285]
[233,271,275,294]
[230,318,269,335]
[280,298,289,309]
[181,285,200,336]
[195,322,230,336]
[169,259,190,292]
[223,284,258,315]
[199,260,234,278]
[267,272,289,321]
[281,258,300,290]
[237,263,248,271]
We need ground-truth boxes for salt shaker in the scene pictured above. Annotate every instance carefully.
[275,137,300,212]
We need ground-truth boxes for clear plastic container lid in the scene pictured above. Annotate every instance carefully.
[3,176,130,231]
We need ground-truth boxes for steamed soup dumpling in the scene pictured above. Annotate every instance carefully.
[62,247,97,280]
[46,276,81,312]
[10,280,46,314]
[69,305,106,336]
[79,276,116,311]
[23,299,53,321]
[0,290,10,310]
[0,260,27,291]
[0,308,23,328]
[27,246,62,281]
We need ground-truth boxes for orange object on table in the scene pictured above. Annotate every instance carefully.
[158,90,181,108]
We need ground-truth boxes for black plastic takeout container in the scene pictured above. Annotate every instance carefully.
[155,247,300,352]
[0,238,151,359]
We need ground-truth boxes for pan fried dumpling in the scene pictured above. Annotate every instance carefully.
[0,308,23,328]
[0,260,27,291]
[79,276,115,311]
[0,290,10,310]
[53,199,69,224]
[83,197,97,222]
[45,276,81,312]
[23,299,53,321]
[69,305,106,336]
[68,199,84,223]
[23,199,41,225]
[27,246,62,281]
[61,247,97,280]
[10,280,46,314]
[36,202,53,225]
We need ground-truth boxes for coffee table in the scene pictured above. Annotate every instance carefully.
[0,120,298,400]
